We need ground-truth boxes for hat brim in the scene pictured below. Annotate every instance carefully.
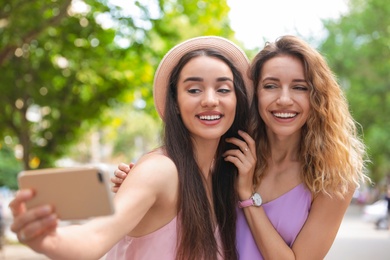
[153,36,253,120]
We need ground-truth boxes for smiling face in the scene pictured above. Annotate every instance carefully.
[257,55,310,139]
[176,55,237,142]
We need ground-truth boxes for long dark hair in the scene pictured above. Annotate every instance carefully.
[163,49,250,260]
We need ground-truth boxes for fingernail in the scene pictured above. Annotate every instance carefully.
[41,205,52,214]
[42,214,57,226]
[46,213,57,222]
[17,189,33,197]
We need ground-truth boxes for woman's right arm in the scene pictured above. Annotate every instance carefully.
[9,189,58,248]
[9,154,177,259]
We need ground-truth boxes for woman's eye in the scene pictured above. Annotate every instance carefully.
[294,85,309,91]
[263,84,277,89]
[187,88,201,94]
[217,88,231,93]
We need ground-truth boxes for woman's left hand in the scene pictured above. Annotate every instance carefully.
[111,163,134,193]
[223,130,256,200]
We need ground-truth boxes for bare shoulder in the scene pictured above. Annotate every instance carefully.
[130,149,178,189]
[310,189,354,219]
[136,149,177,174]
[314,187,354,208]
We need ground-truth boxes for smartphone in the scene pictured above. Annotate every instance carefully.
[18,167,115,220]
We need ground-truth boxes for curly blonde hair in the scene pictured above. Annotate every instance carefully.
[249,35,369,198]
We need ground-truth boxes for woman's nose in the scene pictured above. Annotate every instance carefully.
[201,90,219,107]
[276,89,293,105]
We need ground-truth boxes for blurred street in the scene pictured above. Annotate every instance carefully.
[0,245,48,260]
[1,204,389,259]
[326,203,390,259]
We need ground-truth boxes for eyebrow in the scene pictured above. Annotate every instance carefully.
[262,77,307,83]
[183,76,233,83]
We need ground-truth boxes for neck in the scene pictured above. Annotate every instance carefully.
[267,131,301,164]
[192,139,219,217]
[193,139,219,180]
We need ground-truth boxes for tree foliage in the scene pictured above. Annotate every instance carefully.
[320,0,390,184]
[0,145,22,189]
[0,0,235,187]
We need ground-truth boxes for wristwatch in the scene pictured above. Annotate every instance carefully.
[238,192,262,208]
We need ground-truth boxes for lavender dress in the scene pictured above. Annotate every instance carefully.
[236,183,312,259]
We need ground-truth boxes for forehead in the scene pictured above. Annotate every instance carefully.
[179,56,233,77]
[261,55,305,79]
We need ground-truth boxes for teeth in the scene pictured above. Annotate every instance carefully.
[273,112,296,118]
[199,115,221,120]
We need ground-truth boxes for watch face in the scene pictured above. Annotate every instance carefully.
[252,193,262,206]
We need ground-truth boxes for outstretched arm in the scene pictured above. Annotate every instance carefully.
[10,154,176,260]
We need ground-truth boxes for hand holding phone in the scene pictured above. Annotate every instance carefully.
[18,167,115,220]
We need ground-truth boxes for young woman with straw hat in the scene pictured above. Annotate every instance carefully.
[8,36,254,260]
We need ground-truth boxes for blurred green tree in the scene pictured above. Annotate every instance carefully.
[64,106,162,166]
[0,0,236,179]
[0,145,22,189]
[320,0,390,185]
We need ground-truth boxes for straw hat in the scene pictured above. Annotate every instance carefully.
[153,36,253,120]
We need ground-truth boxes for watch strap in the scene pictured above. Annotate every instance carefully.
[238,197,254,208]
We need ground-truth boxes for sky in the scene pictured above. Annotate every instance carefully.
[227,0,349,49]
[97,0,350,49]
